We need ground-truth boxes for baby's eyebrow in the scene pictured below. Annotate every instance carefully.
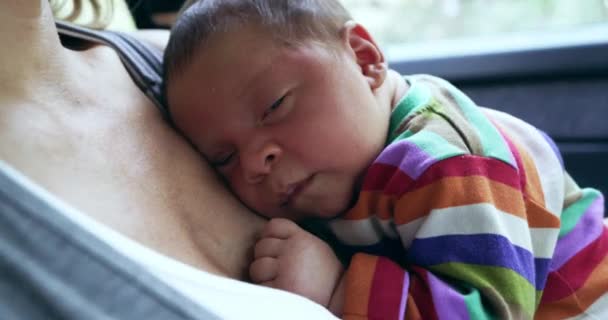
[237,57,277,100]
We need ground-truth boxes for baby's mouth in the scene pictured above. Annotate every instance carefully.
[279,186,295,208]
[279,175,314,208]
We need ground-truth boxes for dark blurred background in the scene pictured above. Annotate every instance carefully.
[126,0,184,29]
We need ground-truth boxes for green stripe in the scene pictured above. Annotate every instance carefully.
[431,77,515,166]
[461,288,494,320]
[401,130,465,160]
[431,263,537,318]
[559,188,602,238]
[388,77,431,141]
[535,290,543,309]
[392,129,415,142]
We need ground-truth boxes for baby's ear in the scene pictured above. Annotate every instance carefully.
[340,21,386,90]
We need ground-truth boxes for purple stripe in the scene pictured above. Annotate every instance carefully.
[549,196,604,271]
[534,258,551,289]
[375,139,437,180]
[409,234,539,288]
[427,271,470,319]
[398,274,409,320]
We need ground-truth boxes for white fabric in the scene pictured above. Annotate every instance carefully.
[69,212,337,320]
[2,162,337,320]
[483,108,565,216]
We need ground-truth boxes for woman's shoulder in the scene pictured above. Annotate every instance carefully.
[128,29,170,51]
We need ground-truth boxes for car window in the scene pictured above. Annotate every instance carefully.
[341,0,608,60]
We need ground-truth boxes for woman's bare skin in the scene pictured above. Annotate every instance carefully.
[0,1,264,280]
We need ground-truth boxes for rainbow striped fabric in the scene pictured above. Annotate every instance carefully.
[329,75,607,319]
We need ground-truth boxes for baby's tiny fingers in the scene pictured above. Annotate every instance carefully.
[249,256,278,284]
[254,237,283,259]
[261,218,301,239]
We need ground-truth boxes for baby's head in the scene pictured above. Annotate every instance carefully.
[164,0,393,221]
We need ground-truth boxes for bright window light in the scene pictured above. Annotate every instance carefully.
[341,0,608,60]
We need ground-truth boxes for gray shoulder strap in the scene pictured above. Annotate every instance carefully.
[55,21,170,121]
[0,162,218,320]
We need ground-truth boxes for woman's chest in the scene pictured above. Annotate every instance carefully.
[0,99,231,273]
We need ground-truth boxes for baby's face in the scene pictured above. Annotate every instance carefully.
[168,25,389,220]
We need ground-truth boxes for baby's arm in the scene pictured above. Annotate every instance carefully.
[337,154,561,319]
[249,218,344,314]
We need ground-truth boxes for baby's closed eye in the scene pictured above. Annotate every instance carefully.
[262,93,292,124]
[211,151,236,168]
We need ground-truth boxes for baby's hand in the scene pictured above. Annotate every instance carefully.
[249,218,344,308]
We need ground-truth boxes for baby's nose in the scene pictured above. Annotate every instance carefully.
[242,143,281,184]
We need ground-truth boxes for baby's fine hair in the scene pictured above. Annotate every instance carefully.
[162,0,352,89]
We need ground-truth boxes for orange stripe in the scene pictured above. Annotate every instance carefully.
[512,139,546,205]
[405,294,423,320]
[343,254,378,318]
[526,198,560,228]
[535,254,608,319]
[393,176,526,225]
[346,178,558,228]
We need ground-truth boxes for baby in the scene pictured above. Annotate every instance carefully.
[163,0,608,319]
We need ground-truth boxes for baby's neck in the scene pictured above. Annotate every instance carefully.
[347,68,409,206]
[385,69,410,111]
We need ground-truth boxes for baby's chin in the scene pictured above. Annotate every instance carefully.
[270,203,346,222]
[307,199,355,221]
[259,188,357,221]
[313,189,360,220]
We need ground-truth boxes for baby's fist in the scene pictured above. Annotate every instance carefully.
[249,218,343,307]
